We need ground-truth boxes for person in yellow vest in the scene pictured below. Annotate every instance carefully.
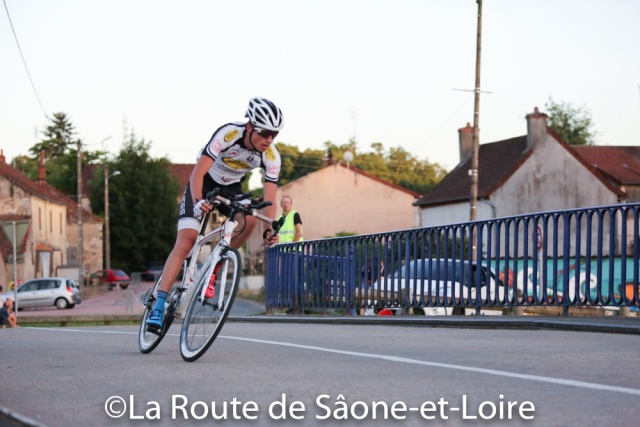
[277,195,303,243]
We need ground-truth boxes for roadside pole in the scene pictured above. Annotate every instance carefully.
[12,220,18,320]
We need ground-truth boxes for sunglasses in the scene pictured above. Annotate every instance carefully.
[254,127,279,139]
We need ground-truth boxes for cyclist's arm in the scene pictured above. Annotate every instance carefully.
[262,181,278,220]
[190,156,214,202]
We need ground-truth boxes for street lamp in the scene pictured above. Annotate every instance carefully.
[104,166,121,271]
[77,136,111,285]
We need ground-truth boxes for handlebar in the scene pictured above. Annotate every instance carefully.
[204,189,280,232]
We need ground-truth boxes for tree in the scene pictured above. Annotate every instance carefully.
[89,131,181,273]
[29,112,76,158]
[12,112,104,195]
[276,143,325,185]
[545,98,597,146]
[322,141,446,195]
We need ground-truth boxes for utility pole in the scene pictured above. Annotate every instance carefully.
[77,140,84,286]
[470,0,483,261]
[105,166,111,271]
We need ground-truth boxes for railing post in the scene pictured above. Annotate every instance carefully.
[562,212,571,316]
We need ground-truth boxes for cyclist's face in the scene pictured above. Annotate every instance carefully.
[248,125,275,152]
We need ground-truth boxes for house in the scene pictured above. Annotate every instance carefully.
[413,107,636,256]
[273,162,421,240]
[0,150,103,283]
[415,107,625,225]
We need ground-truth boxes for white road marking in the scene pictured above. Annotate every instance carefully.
[26,327,640,396]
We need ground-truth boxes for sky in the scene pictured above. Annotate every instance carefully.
[1,0,639,173]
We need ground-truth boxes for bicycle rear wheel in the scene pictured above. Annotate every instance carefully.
[138,275,176,354]
[179,247,241,362]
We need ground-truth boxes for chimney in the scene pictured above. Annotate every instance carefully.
[458,122,473,162]
[526,107,548,150]
[0,149,5,163]
[38,150,46,183]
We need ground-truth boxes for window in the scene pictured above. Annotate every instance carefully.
[19,282,38,292]
[50,211,53,232]
[38,207,42,230]
[37,280,58,291]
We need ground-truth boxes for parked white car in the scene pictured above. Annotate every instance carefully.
[372,258,508,315]
[8,277,81,310]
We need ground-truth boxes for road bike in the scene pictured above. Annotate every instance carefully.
[138,188,283,362]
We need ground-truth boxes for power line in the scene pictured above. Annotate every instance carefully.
[3,0,48,119]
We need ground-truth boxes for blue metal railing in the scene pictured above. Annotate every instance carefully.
[265,204,640,314]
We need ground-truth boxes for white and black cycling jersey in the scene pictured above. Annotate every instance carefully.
[198,122,281,185]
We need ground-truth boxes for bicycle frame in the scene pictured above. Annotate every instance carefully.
[173,195,275,319]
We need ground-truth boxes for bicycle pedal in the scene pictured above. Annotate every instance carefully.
[146,325,162,335]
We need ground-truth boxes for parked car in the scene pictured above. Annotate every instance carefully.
[7,277,81,310]
[90,269,130,289]
[372,258,508,315]
[141,263,164,282]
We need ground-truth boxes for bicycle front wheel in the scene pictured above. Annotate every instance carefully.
[139,276,166,353]
[180,247,241,362]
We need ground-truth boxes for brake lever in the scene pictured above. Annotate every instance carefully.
[205,188,220,203]
[253,201,272,210]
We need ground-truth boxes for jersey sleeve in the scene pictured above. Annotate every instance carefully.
[262,145,281,184]
[201,124,240,160]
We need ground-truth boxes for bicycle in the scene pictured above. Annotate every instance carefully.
[138,188,283,362]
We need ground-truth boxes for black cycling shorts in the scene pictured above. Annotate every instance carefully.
[177,175,243,231]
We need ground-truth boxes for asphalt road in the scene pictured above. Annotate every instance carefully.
[1,322,639,427]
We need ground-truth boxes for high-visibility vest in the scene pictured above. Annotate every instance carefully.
[278,210,304,244]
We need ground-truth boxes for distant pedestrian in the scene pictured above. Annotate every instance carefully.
[265,195,303,244]
[0,285,17,328]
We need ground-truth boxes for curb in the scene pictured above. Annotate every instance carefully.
[227,315,640,335]
[14,313,638,335]
[15,314,141,326]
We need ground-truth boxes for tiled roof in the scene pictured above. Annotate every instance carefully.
[573,146,640,185]
[0,158,102,224]
[414,136,530,206]
[415,129,630,207]
[0,159,68,205]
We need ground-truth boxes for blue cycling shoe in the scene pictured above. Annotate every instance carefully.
[146,308,164,329]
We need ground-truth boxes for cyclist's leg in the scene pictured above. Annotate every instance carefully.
[146,228,197,328]
[147,183,205,328]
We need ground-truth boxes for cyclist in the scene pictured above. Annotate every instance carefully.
[146,97,284,329]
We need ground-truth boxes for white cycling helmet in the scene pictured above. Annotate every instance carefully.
[245,97,284,131]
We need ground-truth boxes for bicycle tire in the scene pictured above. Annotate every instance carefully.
[138,275,176,354]
[179,247,241,362]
